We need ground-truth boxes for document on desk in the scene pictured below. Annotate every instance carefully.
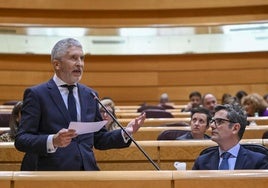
[68,120,108,135]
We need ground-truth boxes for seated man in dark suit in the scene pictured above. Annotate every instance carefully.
[192,104,268,170]
[176,107,211,140]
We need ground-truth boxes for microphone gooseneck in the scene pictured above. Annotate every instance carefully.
[90,91,160,170]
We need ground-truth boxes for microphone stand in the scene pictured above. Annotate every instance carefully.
[91,92,160,170]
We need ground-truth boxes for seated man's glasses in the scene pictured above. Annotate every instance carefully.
[210,118,236,127]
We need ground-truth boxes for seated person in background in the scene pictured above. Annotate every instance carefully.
[202,93,217,115]
[192,104,268,170]
[0,101,37,170]
[99,98,120,131]
[176,107,211,140]
[0,101,23,142]
[181,91,202,112]
[235,90,248,105]
[263,94,268,104]
[222,96,239,105]
[221,93,232,104]
[241,93,268,117]
[158,93,174,109]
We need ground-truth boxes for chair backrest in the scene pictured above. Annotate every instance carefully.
[137,105,165,112]
[157,130,189,140]
[0,113,11,127]
[163,122,189,127]
[262,131,268,139]
[144,109,174,118]
[2,100,19,105]
[199,144,268,156]
[159,104,174,109]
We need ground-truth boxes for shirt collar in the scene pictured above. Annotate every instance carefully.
[53,74,77,87]
[219,143,240,158]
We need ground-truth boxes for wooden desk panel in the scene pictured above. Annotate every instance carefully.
[13,171,172,188]
[133,126,268,140]
[10,170,268,188]
[119,117,268,127]
[1,140,266,171]
[0,171,13,188]
[173,170,268,188]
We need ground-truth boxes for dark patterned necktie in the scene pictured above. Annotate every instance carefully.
[61,84,77,121]
[219,152,231,170]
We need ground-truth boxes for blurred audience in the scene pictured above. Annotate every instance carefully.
[158,93,174,109]
[221,93,232,104]
[181,91,202,112]
[0,101,23,142]
[202,93,217,115]
[99,98,120,131]
[241,93,268,117]
[263,94,268,104]
[235,90,248,105]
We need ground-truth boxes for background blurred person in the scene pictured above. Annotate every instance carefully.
[99,98,120,131]
[235,90,248,105]
[241,93,268,117]
[0,101,23,142]
[181,91,202,112]
[202,93,217,115]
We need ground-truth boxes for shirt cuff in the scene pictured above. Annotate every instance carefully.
[47,134,57,153]
[121,130,131,143]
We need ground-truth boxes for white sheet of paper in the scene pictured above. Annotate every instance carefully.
[68,120,107,135]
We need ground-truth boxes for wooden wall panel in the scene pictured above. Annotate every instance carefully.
[0,52,267,105]
[0,0,267,27]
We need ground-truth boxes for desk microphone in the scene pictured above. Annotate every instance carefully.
[90,91,160,170]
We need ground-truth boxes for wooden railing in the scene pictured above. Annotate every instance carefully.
[1,170,268,188]
[0,52,268,105]
[118,117,268,126]
[1,139,267,171]
[133,126,268,140]
[0,0,268,26]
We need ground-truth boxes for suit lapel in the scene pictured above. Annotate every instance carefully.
[210,151,220,169]
[77,84,87,122]
[47,79,70,123]
[234,146,247,169]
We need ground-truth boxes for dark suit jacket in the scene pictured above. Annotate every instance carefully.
[15,79,131,171]
[192,145,268,169]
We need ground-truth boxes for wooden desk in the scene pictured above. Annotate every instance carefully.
[173,170,268,188]
[133,126,268,140]
[0,143,23,171]
[247,117,268,125]
[119,117,268,126]
[0,171,13,188]
[9,170,268,188]
[13,171,173,188]
[119,118,191,126]
[1,139,266,171]
[116,111,190,118]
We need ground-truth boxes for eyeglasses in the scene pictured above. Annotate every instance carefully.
[210,118,236,127]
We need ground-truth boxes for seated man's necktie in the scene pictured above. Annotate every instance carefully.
[219,152,231,170]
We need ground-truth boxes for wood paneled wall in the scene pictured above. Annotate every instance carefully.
[0,1,267,105]
[0,0,268,27]
[0,52,267,105]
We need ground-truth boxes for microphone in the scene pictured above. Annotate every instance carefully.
[90,91,160,170]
